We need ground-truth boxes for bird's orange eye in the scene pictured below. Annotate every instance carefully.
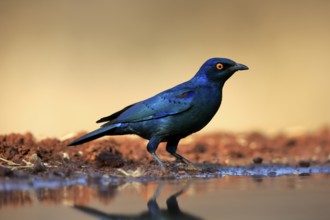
[216,63,224,70]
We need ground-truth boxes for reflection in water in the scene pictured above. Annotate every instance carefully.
[0,182,121,208]
[0,175,329,208]
[1,175,330,220]
[74,183,201,220]
[0,190,32,208]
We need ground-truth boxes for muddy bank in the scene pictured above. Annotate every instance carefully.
[0,127,330,179]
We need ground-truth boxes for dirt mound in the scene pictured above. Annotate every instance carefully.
[0,127,329,178]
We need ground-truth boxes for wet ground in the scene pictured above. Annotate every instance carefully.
[1,128,330,219]
[1,127,330,178]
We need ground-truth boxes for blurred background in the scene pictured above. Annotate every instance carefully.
[1,0,329,138]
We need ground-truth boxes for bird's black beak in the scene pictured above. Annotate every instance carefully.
[235,63,249,71]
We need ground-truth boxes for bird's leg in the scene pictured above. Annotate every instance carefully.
[166,140,202,171]
[147,137,166,171]
[166,139,193,165]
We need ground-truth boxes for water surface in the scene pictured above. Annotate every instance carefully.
[1,174,329,220]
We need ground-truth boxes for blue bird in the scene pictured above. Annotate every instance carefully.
[68,58,248,170]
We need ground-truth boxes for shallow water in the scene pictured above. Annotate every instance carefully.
[1,172,330,220]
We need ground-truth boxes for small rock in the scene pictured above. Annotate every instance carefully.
[253,157,263,164]
[30,153,47,173]
[298,160,310,168]
[96,151,124,168]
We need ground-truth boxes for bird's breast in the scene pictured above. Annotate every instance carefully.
[159,86,222,138]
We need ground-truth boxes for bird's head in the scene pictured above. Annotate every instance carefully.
[193,57,248,83]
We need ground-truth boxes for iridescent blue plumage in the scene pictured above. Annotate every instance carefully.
[68,58,248,170]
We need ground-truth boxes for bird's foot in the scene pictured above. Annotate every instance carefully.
[173,162,202,172]
[171,153,202,171]
[185,163,203,171]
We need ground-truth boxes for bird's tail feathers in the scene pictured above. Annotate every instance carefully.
[67,124,118,146]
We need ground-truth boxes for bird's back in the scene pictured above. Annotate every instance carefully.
[113,81,223,141]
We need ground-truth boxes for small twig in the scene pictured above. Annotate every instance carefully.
[22,159,34,167]
[0,157,21,166]
[117,168,143,177]
[0,156,57,170]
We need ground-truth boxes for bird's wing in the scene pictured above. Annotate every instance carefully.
[97,88,195,126]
